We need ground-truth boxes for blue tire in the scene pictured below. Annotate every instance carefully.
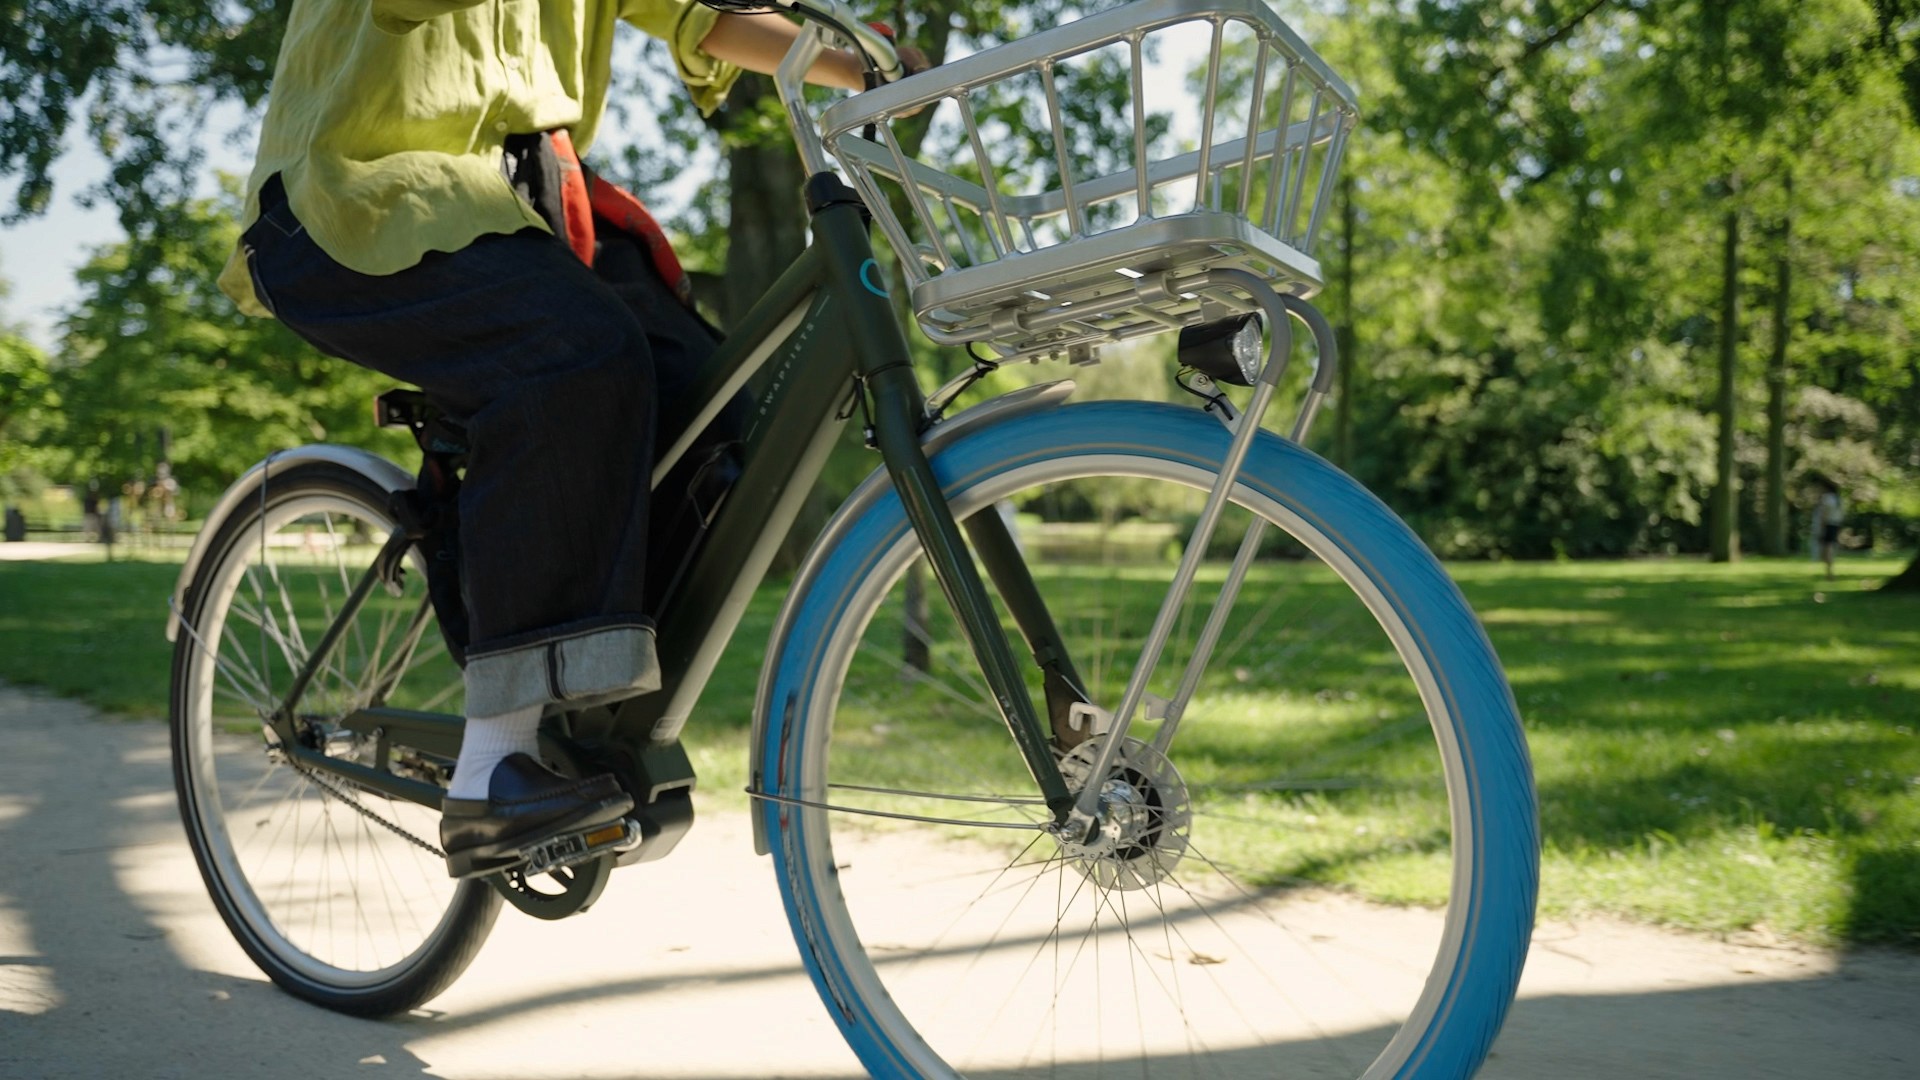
[760,401,1537,1078]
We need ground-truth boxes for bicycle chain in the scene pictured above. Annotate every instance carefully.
[290,759,447,859]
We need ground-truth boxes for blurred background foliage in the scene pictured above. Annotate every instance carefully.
[0,0,1915,578]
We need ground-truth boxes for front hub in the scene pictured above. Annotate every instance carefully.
[1054,736,1192,890]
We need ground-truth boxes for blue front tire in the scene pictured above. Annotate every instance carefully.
[761,401,1537,1078]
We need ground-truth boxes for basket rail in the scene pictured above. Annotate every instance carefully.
[817,0,1359,360]
[818,0,1355,136]
[831,109,1349,259]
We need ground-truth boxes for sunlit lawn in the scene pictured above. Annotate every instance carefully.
[0,548,187,713]
[1,547,1915,946]
[1452,557,1920,945]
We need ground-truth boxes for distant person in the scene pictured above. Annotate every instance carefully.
[1811,477,1845,580]
[102,493,122,550]
[123,478,146,536]
[152,462,180,524]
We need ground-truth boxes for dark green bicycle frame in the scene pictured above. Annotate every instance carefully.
[277,173,1080,824]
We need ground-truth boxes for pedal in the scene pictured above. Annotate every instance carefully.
[516,817,643,877]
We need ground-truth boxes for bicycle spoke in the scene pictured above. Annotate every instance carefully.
[179,598,277,712]
[770,439,1516,1078]
[227,596,361,709]
[174,476,480,1009]
[263,557,313,674]
[320,513,374,684]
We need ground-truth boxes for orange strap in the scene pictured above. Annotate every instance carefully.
[549,128,694,306]
[548,130,598,266]
[586,171,694,305]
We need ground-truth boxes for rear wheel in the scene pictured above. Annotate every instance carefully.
[761,402,1537,1078]
[170,460,497,1017]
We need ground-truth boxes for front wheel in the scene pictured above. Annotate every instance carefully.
[761,401,1538,1078]
[170,460,498,1017]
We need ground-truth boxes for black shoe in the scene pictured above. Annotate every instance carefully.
[440,753,634,879]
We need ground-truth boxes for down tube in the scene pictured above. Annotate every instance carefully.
[619,247,859,746]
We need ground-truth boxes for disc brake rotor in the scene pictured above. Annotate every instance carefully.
[1056,736,1192,890]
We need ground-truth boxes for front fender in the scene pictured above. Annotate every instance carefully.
[746,379,1076,855]
[165,445,415,643]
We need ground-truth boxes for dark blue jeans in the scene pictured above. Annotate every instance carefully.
[242,177,708,717]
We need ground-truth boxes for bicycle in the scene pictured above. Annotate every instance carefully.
[166,0,1539,1075]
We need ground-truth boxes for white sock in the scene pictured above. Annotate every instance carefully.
[447,704,542,800]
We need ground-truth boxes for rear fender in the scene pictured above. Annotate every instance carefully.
[165,445,414,642]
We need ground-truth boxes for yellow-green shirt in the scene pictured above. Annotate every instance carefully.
[219,0,742,315]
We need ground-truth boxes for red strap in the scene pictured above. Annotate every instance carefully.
[587,172,693,305]
[548,130,597,266]
[544,128,694,307]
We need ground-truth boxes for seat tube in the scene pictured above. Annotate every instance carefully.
[809,185,1073,822]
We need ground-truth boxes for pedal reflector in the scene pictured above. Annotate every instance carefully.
[582,823,627,847]
[516,818,642,876]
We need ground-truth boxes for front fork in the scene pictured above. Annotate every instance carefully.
[863,355,1080,821]
[820,182,1343,839]
[806,176,1078,822]
[1061,276,1341,842]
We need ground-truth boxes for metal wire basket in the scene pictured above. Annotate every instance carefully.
[819,0,1358,360]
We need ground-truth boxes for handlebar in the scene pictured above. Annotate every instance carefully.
[774,0,903,80]
[767,0,906,177]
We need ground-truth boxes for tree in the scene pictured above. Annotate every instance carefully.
[1625,0,1920,564]
[1326,0,1920,562]
[47,187,406,500]
[1887,554,1920,590]
[0,280,58,493]
[1,1,287,230]
[1762,193,1791,555]
[1710,205,1742,562]
[1336,0,1726,557]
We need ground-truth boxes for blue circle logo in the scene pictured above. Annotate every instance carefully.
[859,259,890,297]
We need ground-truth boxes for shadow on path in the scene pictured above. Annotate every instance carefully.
[0,682,1915,1079]
[0,685,435,1079]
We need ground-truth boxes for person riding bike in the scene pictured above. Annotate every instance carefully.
[218,0,898,878]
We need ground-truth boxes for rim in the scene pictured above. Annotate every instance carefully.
[178,487,467,989]
[785,451,1477,1078]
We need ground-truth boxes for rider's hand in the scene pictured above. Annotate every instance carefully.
[889,45,934,118]
[895,46,930,80]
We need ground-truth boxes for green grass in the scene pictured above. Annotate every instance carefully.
[1451,556,1920,945]
[0,549,188,714]
[1,549,1915,946]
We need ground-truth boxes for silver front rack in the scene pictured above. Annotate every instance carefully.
[820,0,1359,359]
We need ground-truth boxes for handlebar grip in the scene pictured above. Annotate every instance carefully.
[773,0,904,81]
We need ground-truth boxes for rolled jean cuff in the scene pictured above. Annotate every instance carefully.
[463,617,662,717]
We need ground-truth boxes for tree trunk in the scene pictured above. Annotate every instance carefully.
[1885,551,1920,592]
[1762,209,1790,556]
[1709,207,1741,564]
[1333,173,1355,471]
[719,123,808,323]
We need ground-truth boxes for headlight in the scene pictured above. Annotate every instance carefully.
[1177,313,1265,387]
